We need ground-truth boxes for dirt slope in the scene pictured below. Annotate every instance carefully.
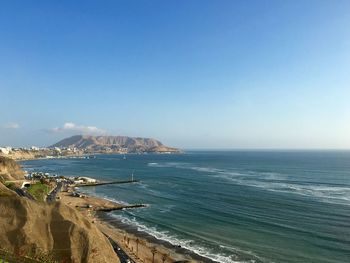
[0,179,119,263]
[0,156,24,181]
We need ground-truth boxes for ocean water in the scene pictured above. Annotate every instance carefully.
[22,151,350,263]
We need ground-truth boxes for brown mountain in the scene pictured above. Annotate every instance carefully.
[50,135,180,153]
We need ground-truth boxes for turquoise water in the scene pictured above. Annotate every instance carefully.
[22,151,350,263]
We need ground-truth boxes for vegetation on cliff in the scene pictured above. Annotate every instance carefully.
[0,159,120,263]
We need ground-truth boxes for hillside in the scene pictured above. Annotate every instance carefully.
[0,156,24,181]
[50,135,180,153]
[0,148,85,161]
[0,161,120,263]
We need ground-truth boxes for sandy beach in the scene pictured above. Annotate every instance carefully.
[58,189,215,263]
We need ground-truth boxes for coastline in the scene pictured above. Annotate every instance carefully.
[96,212,219,263]
[58,189,216,263]
[5,151,182,162]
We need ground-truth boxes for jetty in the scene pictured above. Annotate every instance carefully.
[96,204,147,212]
[75,179,140,187]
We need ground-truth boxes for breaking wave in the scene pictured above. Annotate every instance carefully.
[110,213,264,263]
[148,162,350,205]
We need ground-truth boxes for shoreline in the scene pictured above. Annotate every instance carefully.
[96,211,219,263]
[3,150,183,162]
[19,157,221,263]
[58,189,218,263]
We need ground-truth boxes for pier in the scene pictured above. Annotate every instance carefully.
[75,179,140,187]
[96,204,147,212]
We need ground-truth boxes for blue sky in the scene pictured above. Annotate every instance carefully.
[1,0,350,149]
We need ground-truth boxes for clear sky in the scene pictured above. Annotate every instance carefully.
[1,0,349,149]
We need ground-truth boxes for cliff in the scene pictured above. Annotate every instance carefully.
[0,161,120,263]
[0,148,85,161]
[0,156,24,181]
[50,135,180,153]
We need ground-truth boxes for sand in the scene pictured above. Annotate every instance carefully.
[0,182,120,263]
[1,155,213,263]
[58,189,216,263]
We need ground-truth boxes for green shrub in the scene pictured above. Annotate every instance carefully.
[27,182,50,201]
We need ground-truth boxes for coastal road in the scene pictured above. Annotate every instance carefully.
[14,188,35,200]
[105,235,135,263]
[46,182,63,203]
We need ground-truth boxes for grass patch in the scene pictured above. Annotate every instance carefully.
[27,182,50,201]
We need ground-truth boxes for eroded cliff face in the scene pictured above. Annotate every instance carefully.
[0,156,24,181]
[0,163,120,263]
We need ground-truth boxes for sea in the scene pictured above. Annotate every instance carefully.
[21,151,350,263]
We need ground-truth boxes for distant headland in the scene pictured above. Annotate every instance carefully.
[0,135,181,160]
[51,135,180,154]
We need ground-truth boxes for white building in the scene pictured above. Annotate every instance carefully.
[0,147,12,155]
[74,179,84,184]
[78,177,97,183]
[54,147,61,153]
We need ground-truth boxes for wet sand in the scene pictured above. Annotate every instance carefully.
[58,190,217,263]
[96,212,218,263]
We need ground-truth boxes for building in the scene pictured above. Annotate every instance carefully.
[77,177,97,183]
[0,147,12,155]
[73,179,84,184]
[54,147,61,153]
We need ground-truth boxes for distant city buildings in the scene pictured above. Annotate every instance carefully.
[0,146,50,155]
[0,146,12,155]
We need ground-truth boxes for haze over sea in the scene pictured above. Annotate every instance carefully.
[22,151,350,263]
